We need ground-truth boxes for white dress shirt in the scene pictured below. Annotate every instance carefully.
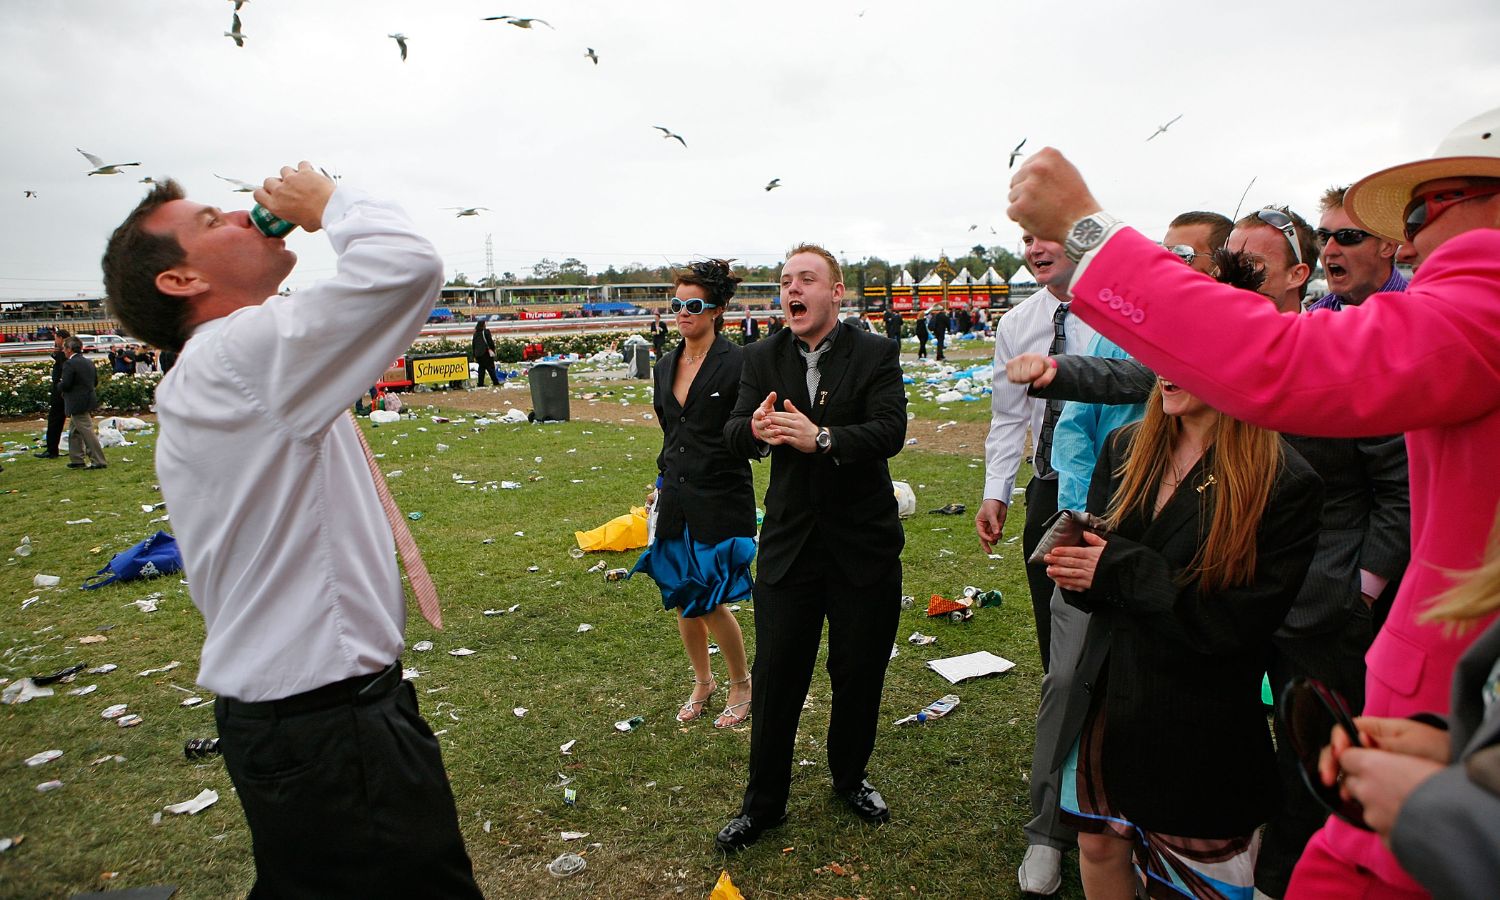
[983,286,1098,503]
[155,187,442,701]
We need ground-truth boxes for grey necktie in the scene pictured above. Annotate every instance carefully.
[803,343,829,408]
[1032,302,1070,480]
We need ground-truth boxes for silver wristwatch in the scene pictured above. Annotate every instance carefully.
[816,427,832,453]
[1063,212,1121,262]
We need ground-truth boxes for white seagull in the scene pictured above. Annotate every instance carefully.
[764,178,781,192]
[77,148,141,176]
[653,126,686,148]
[584,47,598,65]
[215,174,258,193]
[483,16,553,30]
[225,13,246,47]
[1008,138,1027,169]
[1147,114,1183,142]
[390,33,409,61]
[445,207,490,217]
[24,191,37,198]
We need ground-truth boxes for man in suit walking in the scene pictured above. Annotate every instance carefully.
[34,329,70,459]
[58,336,106,470]
[717,243,908,851]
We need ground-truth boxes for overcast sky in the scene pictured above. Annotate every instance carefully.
[2,0,1497,299]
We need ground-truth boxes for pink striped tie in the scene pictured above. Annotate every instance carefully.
[349,413,443,630]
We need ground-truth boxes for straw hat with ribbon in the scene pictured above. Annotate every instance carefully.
[1345,107,1500,241]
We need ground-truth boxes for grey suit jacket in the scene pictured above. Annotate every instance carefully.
[58,353,98,416]
[1036,353,1411,635]
[1391,613,1500,899]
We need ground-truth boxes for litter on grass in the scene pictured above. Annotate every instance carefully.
[547,853,587,877]
[412,641,433,652]
[2,680,53,704]
[908,632,937,645]
[25,750,63,767]
[926,651,1017,684]
[164,788,219,815]
[560,831,589,841]
[139,661,181,676]
[894,693,961,726]
[448,648,477,657]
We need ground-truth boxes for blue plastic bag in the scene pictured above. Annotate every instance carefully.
[81,531,184,590]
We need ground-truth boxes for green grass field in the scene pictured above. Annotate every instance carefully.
[0,359,1079,899]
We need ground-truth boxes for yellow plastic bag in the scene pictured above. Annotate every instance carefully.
[574,506,649,553]
[709,870,745,900]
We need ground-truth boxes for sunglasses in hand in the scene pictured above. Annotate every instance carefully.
[1278,677,1373,832]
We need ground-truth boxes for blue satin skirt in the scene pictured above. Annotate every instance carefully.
[630,526,755,618]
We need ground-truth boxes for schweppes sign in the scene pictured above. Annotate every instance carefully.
[411,355,469,384]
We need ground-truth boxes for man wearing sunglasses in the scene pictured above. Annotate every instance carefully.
[1308,186,1407,313]
[1006,105,1500,900]
[1228,206,1319,313]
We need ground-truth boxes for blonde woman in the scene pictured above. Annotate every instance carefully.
[1319,508,1500,900]
[1043,379,1323,899]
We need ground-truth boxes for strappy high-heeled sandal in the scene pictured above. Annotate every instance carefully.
[677,676,717,722]
[714,675,752,729]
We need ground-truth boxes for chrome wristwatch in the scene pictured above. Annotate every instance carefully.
[816,427,832,453]
[1063,212,1121,262]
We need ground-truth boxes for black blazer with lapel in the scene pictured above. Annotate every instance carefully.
[1059,423,1324,838]
[724,325,907,586]
[653,335,756,545]
[58,353,98,416]
[1039,353,1410,635]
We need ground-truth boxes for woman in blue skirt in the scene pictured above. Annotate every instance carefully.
[632,259,756,728]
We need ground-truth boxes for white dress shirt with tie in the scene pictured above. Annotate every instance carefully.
[155,187,443,702]
[983,286,1098,504]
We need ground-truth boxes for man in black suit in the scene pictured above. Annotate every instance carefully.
[882,307,903,343]
[716,243,907,851]
[34,329,69,459]
[58,336,106,470]
[930,304,949,360]
[470,319,501,387]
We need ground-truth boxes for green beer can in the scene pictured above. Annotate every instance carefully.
[250,204,296,238]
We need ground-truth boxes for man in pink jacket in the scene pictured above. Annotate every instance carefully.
[1006,108,1500,899]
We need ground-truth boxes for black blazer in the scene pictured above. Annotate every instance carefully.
[471,324,495,361]
[1038,353,1411,635]
[652,336,756,545]
[1059,423,1323,838]
[58,353,99,415]
[724,325,907,586]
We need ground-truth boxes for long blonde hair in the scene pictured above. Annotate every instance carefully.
[1421,505,1500,626]
[1105,384,1285,594]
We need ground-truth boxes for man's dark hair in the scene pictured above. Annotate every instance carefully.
[1168,211,1233,253]
[53,327,70,340]
[102,179,192,352]
[1235,205,1320,298]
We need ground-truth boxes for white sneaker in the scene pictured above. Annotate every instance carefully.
[1018,844,1063,895]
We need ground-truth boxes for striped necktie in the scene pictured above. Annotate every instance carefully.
[1032,302,1070,480]
[349,413,443,629]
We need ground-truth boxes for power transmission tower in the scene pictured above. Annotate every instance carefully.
[485,234,495,283]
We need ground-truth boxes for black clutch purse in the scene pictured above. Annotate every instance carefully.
[1025,509,1109,565]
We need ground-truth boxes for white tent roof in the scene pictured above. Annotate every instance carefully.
[917,268,944,287]
[951,266,975,285]
[893,268,917,287]
[1008,266,1038,285]
[979,266,1005,285]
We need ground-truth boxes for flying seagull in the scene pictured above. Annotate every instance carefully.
[1147,114,1183,142]
[139,176,155,184]
[653,126,686,148]
[483,16,553,29]
[225,13,246,47]
[228,0,247,9]
[1008,138,1027,169]
[764,178,781,192]
[215,174,258,193]
[445,207,489,217]
[584,47,598,65]
[24,191,37,198]
[77,148,141,176]
[968,224,978,232]
[389,33,409,61]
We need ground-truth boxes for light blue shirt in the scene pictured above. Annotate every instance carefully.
[1052,333,1147,511]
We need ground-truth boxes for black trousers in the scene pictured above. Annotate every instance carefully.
[215,664,483,900]
[1255,606,1374,897]
[933,332,946,359]
[740,532,902,820]
[475,357,501,386]
[43,392,65,455]
[1021,475,1061,672]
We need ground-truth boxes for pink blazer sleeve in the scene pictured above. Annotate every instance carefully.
[1069,228,1500,437]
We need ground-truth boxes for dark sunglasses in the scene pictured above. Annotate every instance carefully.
[669,297,719,315]
[1402,185,1500,241]
[1313,228,1373,247]
[1162,243,1199,264]
[1256,209,1304,266]
[1277,677,1372,832]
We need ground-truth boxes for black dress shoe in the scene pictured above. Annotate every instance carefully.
[715,813,785,852]
[67,462,87,469]
[33,451,58,459]
[837,779,890,824]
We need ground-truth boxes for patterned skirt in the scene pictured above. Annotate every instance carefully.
[1061,706,1261,899]
[629,525,755,618]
